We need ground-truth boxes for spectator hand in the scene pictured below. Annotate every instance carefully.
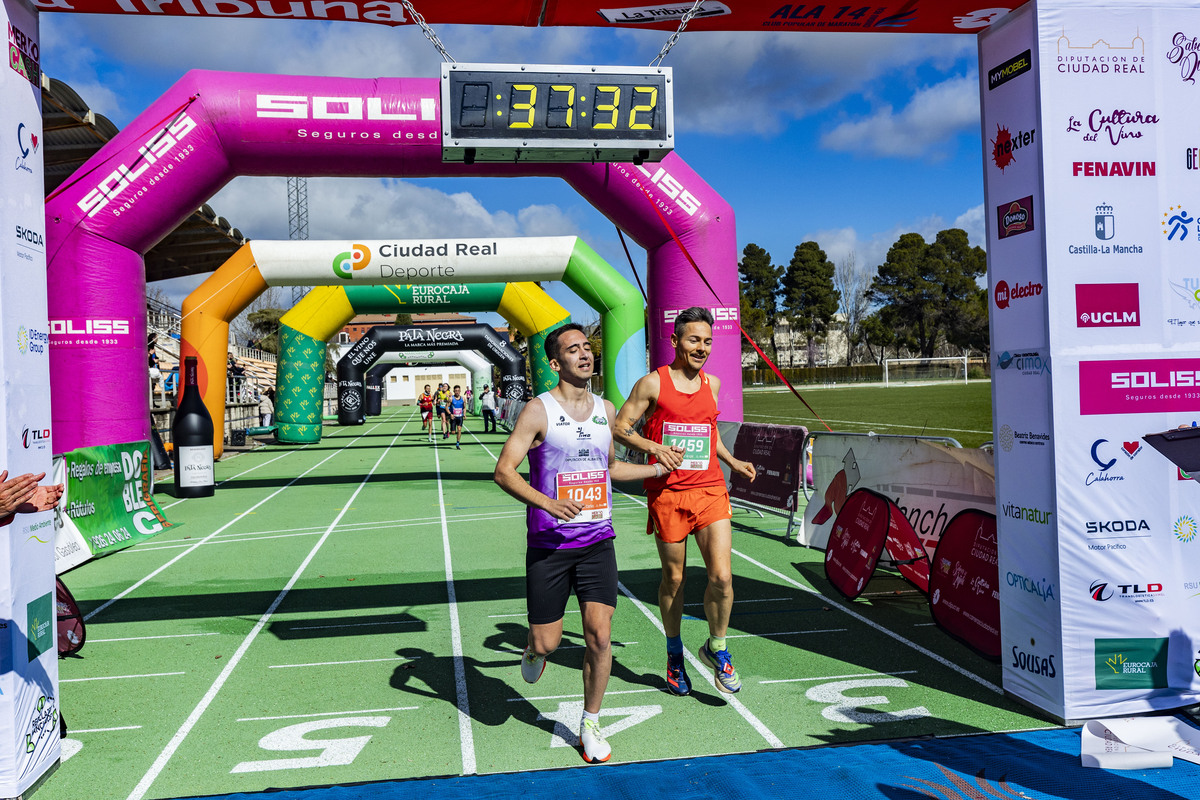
[0,471,45,516]
[28,483,64,512]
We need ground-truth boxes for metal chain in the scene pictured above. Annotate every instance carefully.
[400,0,455,63]
[649,0,706,66]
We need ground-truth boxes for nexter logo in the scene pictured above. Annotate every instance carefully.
[257,95,436,122]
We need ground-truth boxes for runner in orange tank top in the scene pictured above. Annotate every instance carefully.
[614,307,757,696]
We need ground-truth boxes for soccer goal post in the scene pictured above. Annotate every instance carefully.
[883,355,970,387]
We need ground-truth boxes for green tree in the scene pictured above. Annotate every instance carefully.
[867,229,986,358]
[247,308,285,355]
[738,243,783,361]
[394,312,413,325]
[782,241,840,367]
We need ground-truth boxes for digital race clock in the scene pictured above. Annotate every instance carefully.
[441,63,674,164]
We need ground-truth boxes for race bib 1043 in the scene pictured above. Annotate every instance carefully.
[556,469,611,523]
[663,422,711,470]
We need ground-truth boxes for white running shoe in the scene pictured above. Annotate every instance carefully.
[579,718,611,764]
[520,646,546,684]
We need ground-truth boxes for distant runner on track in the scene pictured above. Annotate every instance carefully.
[418,384,435,442]
[614,306,757,697]
[449,385,466,450]
[494,323,669,764]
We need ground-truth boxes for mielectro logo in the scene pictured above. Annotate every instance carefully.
[332,243,372,279]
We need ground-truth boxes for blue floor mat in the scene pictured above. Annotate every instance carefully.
[177,726,1200,800]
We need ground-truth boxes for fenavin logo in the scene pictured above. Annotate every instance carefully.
[332,244,371,279]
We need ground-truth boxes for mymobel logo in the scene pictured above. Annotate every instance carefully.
[256,94,437,122]
[988,49,1032,90]
[332,243,371,279]
[1095,638,1168,690]
[990,125,1035,172]
[993,279,1042,310]
[1076,283,1139,327]
[996,196,1035,238]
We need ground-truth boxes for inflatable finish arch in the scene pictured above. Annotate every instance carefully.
[362,350,492,416]
[275,282,564,446]
[45,70,739,454]
[338,324,523,425]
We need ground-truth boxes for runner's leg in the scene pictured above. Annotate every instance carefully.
[580,601,613,714]
[694,519,734,639]
[654,537,688,638]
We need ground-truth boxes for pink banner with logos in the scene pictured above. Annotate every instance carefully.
[44,71,740,453]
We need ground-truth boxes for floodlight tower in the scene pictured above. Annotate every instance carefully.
[287,176,309,305]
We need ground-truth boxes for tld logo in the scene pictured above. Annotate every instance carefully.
[1089,580,1163,603]
[1076,283,1139,327]
[21,427,50,450]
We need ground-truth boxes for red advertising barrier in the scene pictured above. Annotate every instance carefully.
[56,578,85,656]
[824,489,891,600]
[929,510,1001,660]
[883,511,931,594]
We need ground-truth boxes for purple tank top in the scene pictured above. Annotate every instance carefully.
[526,392,615,549]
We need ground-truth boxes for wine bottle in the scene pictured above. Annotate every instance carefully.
[172,356,215,498]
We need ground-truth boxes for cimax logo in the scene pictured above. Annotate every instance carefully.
[256,94,437,122]
[77,114,197,218]
[49,319,130,336]
[1111,370,1200,388]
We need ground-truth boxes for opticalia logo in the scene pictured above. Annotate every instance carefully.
[14,122,37,174]
[16,325,47,355]
[1095,637,1168,690]
[1085,438,1141,486]
[988,49,1032,90]
[1174,515,1197,543]
[1000,501,1053,525]
[993,279,1042,310]
[1071,161,1155,177]
[996,196,1035,239]
[1089,578,1162,603]
[1162,204,1199,242]
[990,125,1035,172]
[1011,646,1056,677]
[1076,283,1139,327]
[1066,108,1159,146]
[21,427,50,450]
[995,350,1049,376]
[332,243,371,279]
[77,114,198,218]
[1006,571,1055,602]
[1165,32,1200,85]
[1057,28,1147,77]
[257,94,436,123]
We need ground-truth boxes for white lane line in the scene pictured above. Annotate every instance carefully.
[269,656,417,669]
[684,596,793,608]
[159,444,312,510]
[616,579,783,748]
[434,442,476,775]
[237,707,419,723]
[508,687,668,703]
[725,629,846,639]
[61,672,185,683]
[89,633,221,643]
[125,422,406,800]
[286,620,421,632]
[759,670,918,685]
[86,421,388,623]
[72,726,144,733]
[731,549,1004,694]
[488,610,580,619]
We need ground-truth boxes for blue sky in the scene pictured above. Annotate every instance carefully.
[38,14,988,323]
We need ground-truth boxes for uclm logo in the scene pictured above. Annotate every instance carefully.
[1076,283,1139,327]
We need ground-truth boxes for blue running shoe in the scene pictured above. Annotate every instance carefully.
[698,640,741,693]
[666,653,691,696]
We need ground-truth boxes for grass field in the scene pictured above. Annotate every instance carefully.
[743,381,993,449]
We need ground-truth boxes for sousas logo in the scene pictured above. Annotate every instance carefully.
[77,114,197,217]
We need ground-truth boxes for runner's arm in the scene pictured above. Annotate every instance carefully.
[612,373,684,470]
[604,399,669,482]
[707,374,756,481]
[493,399,584,522]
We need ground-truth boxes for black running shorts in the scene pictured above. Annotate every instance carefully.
[525,537,617,625]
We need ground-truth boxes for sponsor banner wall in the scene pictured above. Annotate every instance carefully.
[980,2,1065,717]
[799,434,995,554]
[1,0,59,791]
[730,423,806,512]
[51,442,175,574]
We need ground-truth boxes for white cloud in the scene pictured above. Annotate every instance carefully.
[819,74,980,159]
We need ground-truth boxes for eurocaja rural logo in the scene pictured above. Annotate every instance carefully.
[332,243,371,279]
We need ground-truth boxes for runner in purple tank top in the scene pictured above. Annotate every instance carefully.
[494,323,673,764]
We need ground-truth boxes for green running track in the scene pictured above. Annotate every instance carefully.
[45,408,1052,800]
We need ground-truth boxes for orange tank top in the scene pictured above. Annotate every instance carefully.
[643,365,724,493]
